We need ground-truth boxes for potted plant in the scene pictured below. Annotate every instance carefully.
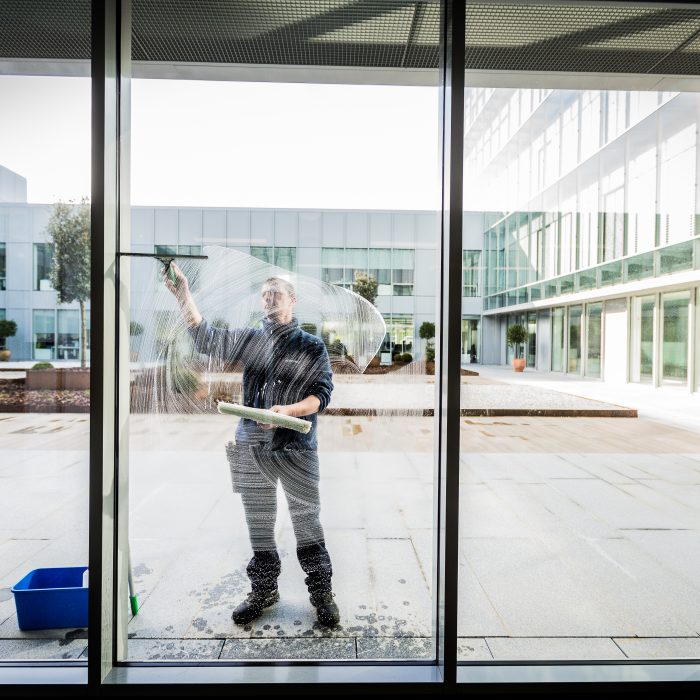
[0,319,18,361]
[419,321,436,375]
[130,320,144,361]
[506,323,528,372]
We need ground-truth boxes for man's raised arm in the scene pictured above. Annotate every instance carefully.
[162,261,202,328]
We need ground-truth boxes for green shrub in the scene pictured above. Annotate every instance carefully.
[400,353,413,363]
[0,319,17,348]
[426,346,435,363]
[129,321,144,336]
[31,362,54,370]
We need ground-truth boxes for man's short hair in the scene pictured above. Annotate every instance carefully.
[263,276,296,299]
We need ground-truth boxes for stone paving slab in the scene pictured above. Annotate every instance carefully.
[356,637,433,659]
[2,414,700,662]
[457,638,493,660]
[485,637,626,660]
[613,638,700,659]
[0,639,87,660]
[127,638,224,660]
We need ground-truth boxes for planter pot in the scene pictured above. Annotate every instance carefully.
[25,368,91,390]
[512,358,526,373]
[0,349,10,361]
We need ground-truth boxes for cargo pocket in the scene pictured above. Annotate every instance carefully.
[225,440,276,493]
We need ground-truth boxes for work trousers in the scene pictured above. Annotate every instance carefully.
[226,427,333,596]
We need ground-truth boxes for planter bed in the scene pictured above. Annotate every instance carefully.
[0,379,90,413]
[25,368,90,390]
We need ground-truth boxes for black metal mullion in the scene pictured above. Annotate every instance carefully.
[436,0,464,686]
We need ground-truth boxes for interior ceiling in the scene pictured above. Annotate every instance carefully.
[2,1,700,76]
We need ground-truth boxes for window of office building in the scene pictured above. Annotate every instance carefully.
[0,242,5,290]
[462,250,481,296]
[551,306,565,372]
[586,302,603,378]
[567,305,583,374]
[526,312,536,368]
[34,242,54,291]
[661,290,690,384]
[33,309,56,360]
[57,309,80,361]
[392,248,414,296]
[630,295,655,383]
[177,245,202,256]
[251,245,296,272]
[369,248,392,294]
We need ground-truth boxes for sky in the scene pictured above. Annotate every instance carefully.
[0,76,441,210]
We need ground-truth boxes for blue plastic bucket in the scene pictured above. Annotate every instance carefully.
[11,567,88,630]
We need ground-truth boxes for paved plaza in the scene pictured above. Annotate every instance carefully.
[1,373,700,662]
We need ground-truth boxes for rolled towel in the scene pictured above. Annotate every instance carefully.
[216,401,312,434]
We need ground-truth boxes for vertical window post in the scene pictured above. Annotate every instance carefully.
[435,0,464,685]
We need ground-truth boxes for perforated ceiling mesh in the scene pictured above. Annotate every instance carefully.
[3,0,700,75]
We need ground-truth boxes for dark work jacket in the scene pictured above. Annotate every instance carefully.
[187,316,333,450]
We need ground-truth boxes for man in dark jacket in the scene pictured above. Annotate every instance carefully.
[163,264,339,627]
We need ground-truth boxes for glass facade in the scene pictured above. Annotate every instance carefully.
[6,0,700,690]
[476,89,698,316]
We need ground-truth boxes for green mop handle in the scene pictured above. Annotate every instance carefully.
[127,551,139,616]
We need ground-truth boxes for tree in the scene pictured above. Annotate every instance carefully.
[46,199,90,368]
[0,319,17,349]
[419,321,436,363]
[506,323,528,359]
[352,272,378,306]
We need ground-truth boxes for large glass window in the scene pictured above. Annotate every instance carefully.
[630,295,655,383]
[122,1,439,667]
[661,290,690,384]
[57,309,80,361]
[551,306,565,372]
[585,302,602,378]
[567,305,582,374]
[462,250,480,296]
[32,309,56,360]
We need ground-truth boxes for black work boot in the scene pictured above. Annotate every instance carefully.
[231,588,280,625]
[309,590,340,627]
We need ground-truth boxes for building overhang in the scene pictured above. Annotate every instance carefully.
[4,1,700,89]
